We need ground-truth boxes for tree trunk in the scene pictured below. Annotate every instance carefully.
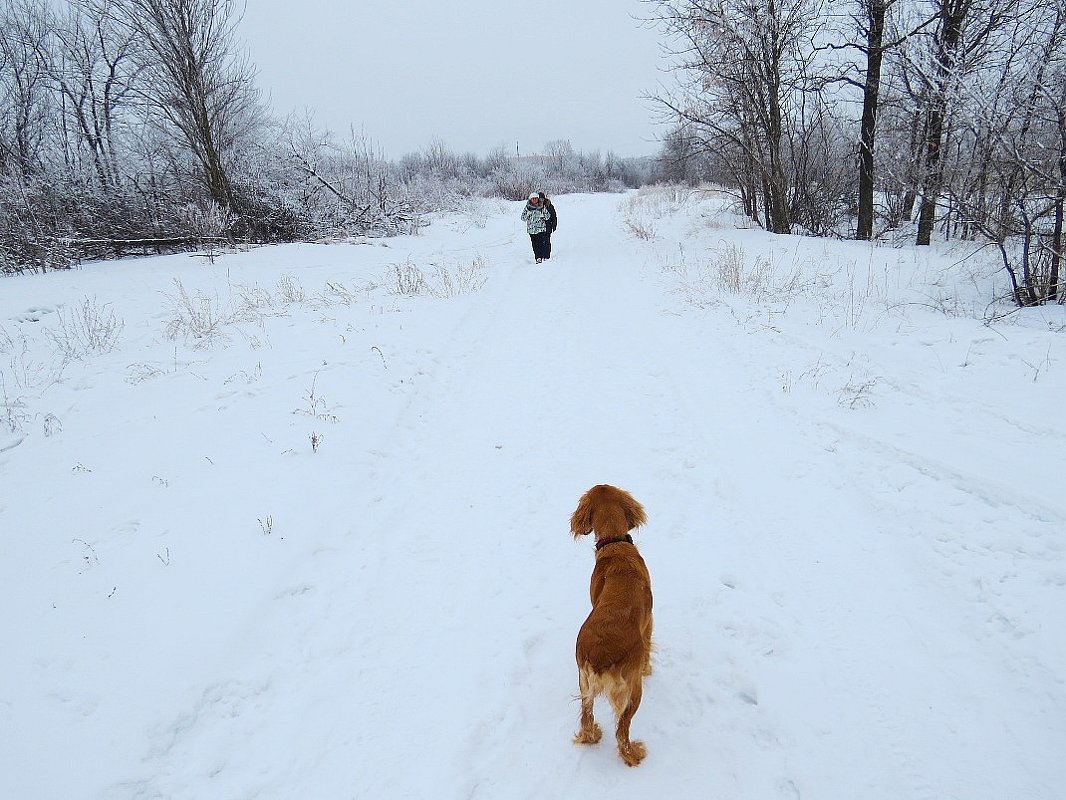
[766,83,792,233]
[901,189,917,221]
[747,165,759,223]
[1050,102,1066,302]
[768,176,792,233]
[916,99,947,245]
[1053,134,1065,302]
[916,1,966,246]
[857,0,888,240]
[762,178,773,230]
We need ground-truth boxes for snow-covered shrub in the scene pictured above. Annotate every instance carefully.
[727,247,774,296]
[387,256,489,298]
[45,297,125,359]
[163,280,233,349]
[276,275,309,306]
[433,255,489,297]
[388,260,431,297]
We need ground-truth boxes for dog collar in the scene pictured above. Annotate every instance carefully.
[596,534,634,551]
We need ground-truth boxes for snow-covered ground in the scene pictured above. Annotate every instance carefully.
[2,190,1063,799]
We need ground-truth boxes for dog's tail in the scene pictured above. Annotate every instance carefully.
[578,662,638,720]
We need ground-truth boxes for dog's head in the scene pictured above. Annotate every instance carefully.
[570,484,647,540]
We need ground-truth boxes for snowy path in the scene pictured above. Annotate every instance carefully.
[1,193,1063,799]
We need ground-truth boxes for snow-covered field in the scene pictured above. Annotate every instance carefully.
[2,190,1064,799]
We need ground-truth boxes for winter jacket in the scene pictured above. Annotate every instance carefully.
[521,202,552,235]
[544,200,558,233]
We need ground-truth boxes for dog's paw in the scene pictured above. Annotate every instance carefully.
[574,723,603,745]
[619,739,647,767]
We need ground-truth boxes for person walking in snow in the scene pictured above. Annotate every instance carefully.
[521,192,552,263]
[539,192,558,259]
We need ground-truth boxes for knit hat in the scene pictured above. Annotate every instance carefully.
[529,192,539,200]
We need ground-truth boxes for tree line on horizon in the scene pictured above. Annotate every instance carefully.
[2,0,1063,307]
[0,0,654,277]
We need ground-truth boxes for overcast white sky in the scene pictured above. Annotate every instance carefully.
[240,1,667,159]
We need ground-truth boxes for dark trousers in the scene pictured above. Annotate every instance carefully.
[530,231,551,260]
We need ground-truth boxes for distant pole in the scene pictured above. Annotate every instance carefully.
[516,141,520,158]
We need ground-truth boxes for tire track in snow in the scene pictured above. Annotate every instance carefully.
[816,417,1066,528]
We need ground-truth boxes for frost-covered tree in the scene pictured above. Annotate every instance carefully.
[649,0,829,234]
[0,0,51,175]
[954,0,1066,301]
[894,0,1019,245]
[46,0,139,188]
[109,0,262,214]
[825,0,920,239]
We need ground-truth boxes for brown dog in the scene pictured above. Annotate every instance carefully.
[570,484,652,766]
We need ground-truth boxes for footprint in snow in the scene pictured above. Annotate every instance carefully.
[736,690,759,706]
[12,305,60,323]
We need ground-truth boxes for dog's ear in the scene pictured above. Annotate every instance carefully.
[622,492,647,531]
[570,491,595,538]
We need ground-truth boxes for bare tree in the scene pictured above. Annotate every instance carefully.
[852,0,894,239]
[45,0,139,188]
[902,0,1017,245]
[0,0,51,175]
[1051,75,1066,301]
[109,0,261,214]
[959,0,1066,303]
[826,0,934,239]
[649,0,827,234]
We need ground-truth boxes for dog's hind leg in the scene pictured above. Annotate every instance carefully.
[611,676,647,767]
[573,666,603,745]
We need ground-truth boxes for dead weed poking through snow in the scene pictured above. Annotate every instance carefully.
[386,255,489,298]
